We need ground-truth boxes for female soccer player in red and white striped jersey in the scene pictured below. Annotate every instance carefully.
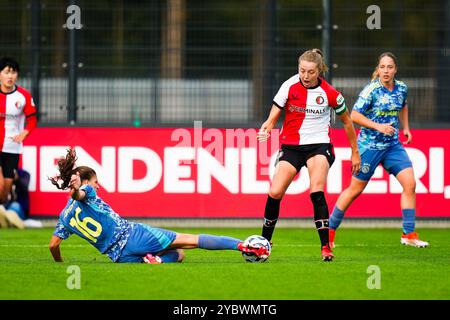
[0,57,37,204]
[257,49,360,261]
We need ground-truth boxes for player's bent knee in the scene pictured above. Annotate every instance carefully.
[268,190,284,200]
[403,185,416,195]
[407,180,416,192]
[309,184,326,194]
[398,177,416,194]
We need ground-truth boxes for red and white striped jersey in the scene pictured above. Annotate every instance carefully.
[273,75,346,145]
[0,85,37,154]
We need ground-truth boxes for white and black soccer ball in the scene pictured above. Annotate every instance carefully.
[242,235,271,263]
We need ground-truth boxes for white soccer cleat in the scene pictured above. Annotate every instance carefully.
[401,232,429,248]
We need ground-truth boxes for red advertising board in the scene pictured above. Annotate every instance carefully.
[23,127,450,218]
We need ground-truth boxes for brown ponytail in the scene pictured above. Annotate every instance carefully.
[49,148,97,190]
[298,48,329,74]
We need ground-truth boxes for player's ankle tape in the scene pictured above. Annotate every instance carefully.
[315,219,329,230]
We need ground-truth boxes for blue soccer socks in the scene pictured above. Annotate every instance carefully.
[329,206,345,230]
[402,208,416,234]
[159,250,181,263]
[198,234,241,250]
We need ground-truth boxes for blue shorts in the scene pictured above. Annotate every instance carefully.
[117,223,177,263]
[354,142,413,181]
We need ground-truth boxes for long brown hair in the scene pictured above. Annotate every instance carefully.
[50,148,97,190]
[371,52,398,80]
[298,48,329,74]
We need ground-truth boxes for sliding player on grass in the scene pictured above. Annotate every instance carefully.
[329,52,429,248]
[49,148,268,264]
[257,49,361,261]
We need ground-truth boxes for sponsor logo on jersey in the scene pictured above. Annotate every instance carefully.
[0,113,19,119]
[375,110,399,117]
[288,104,326,114]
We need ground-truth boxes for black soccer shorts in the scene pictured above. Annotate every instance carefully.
[0,152,20,179]
[275,143,335,173]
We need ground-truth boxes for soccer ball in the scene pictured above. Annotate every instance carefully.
[242,235,271,263]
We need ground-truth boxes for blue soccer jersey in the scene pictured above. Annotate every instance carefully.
[352,78,408,150]
[53,184,132,262]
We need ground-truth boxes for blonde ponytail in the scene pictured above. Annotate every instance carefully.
[371,68,379,80]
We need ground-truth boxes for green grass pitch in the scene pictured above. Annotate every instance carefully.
[1,227,449,300]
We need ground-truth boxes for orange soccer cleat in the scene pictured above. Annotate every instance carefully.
[401,232,429,248]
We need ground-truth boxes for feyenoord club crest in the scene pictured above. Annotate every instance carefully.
[316,95,324,105]
[15,100,23,109]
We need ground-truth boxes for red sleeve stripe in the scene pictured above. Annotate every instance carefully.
[25,113,37,131]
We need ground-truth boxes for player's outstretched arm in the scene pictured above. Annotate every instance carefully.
[49,235,63,262]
